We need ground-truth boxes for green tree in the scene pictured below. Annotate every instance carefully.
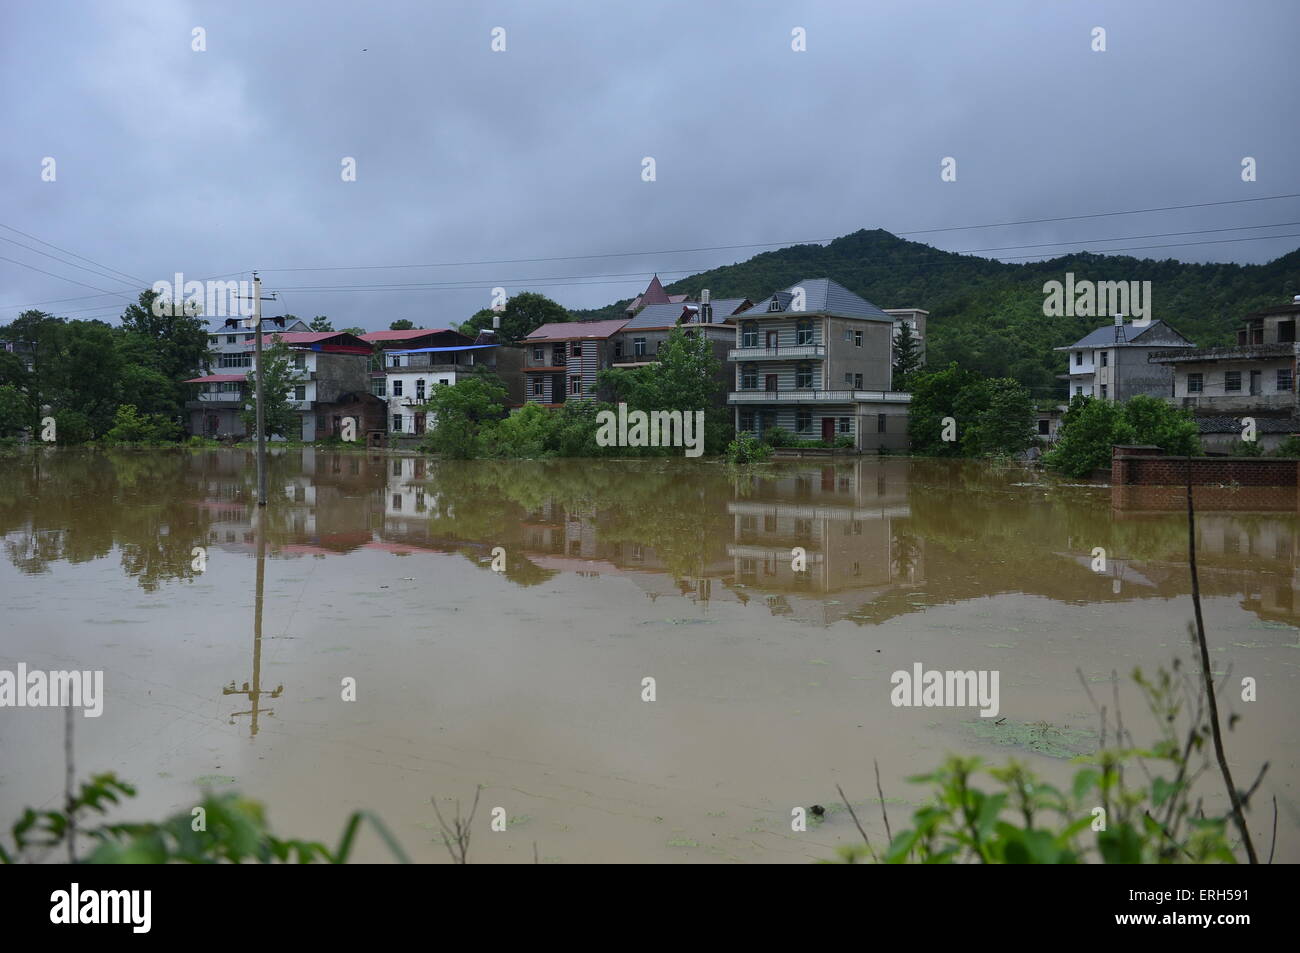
[893,320,922,386]
[309,316,334,332]
[103,404,181,444]
[458,292,571,345]
[1043,396,1133,477]
[389,319,416,331]
[340,326,365,336]
[239,339,300,439]
[0,384,30,438]
[1121,394,1200,456]
[418,375,508,458]
[118,289,211,390]
[597,328,731,454]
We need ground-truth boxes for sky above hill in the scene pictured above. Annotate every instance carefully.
[2,0,1298,331]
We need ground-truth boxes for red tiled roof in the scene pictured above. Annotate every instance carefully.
[185,374,245,383]
[640,275,670,305]
[360,328,455,342]
[524,319,628,341]
[264,332,341,345]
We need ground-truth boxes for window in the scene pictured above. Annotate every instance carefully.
[392,379,403,397]
[1187,373,1203,393]
[844,329,852,342]
[1100,384,1108,399]
[1075,386,1083,396]
[371,377,386,397]
[439,378,449,386]
[531,378,543,396]
[796,410,812,434]
[226,335,237,344]
[1279,368,1294,392]
[390,355,401,367]
[741,322,758,348]
[796,363,813,388]
[1075,352,1083,366]
[571,342,582,357]
[221,382,241,393]
[293,385,306,401]
[416,379,426,401]
[392,414,402,431]
[1038,419,1050,435]
[854,330,863,347]
[293,354,306,369]
[1100,351,1108,367]
[614,340,623,358]
[767,298,780,312]
[796,320,813,345]
[533,346,544,361]
[741,365,757,389]
[569,375,581,395]
[1225,371,1242,392]
[634,337,647,357]
[740,411,755,431]
[838,417,851,434]
[844,372,852,386]
[854,373,863,389]
[219,353,251,368]
[877,414,887,434]
[1279,320,1296,344]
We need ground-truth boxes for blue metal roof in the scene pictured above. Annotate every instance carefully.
[389,344,498,354]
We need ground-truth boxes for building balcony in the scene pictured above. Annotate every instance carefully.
[728,344,824,361]
[728,389,910,404]
[1150,342,1297,364]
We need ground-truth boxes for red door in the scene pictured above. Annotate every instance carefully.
[821,418,836,442]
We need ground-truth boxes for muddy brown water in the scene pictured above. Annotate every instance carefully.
[1,448,1296,863]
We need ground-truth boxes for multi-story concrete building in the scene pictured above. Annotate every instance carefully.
[1055,317,1194,401]
[1148,296,1300,450]
[728,278,913,450]
[202,316,310,374]
[185,330,371,439]
[521,320,629,405]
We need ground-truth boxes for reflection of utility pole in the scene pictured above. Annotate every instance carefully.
[238,273,278,507]
[222,509,282,737]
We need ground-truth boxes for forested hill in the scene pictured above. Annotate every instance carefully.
[571,229,1300,398]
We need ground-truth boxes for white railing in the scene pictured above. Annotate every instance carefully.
[728,345,824,360]
[728,390,911,403]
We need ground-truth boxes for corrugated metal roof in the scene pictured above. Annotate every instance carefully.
[525,320,629,341]
[360,328,457,342]
[389,344,498,354]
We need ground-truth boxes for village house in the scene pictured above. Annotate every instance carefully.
[203,316,311,373]
[728,278,914,451]
[1055,317,1194,401]
[184,330,371,440]
[1147,296,1300,450]
[610,290,753,406]
[362,327,523,435]
[521,319,629,405]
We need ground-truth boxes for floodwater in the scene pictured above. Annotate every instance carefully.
[1,448,1296,863]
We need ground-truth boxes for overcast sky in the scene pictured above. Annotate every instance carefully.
[2,0,1297,331]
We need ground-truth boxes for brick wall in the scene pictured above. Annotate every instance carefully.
[1112,445,1299,487]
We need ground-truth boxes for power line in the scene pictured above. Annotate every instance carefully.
[0,222,149,286]
[253,192,1300,274]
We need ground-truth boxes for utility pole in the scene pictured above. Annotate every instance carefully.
[240,273,277,506]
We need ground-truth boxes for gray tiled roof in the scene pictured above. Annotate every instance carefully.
[754,278,892,321]
[1057,320,1192,350]
[1194,415,1300,435]
[622,298,749,330]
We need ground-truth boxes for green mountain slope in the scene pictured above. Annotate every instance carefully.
[572,229,1300,398]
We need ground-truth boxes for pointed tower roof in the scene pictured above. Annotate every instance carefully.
[639,274,671,305]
